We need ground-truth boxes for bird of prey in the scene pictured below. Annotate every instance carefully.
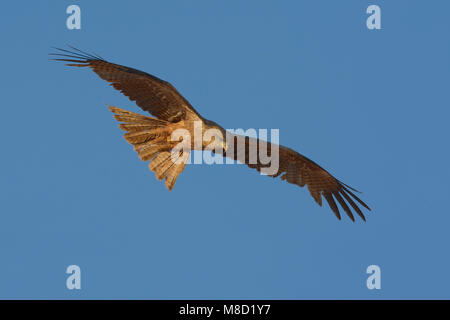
[51,47,371,221]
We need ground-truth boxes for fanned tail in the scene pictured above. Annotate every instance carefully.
[109,106,189,190]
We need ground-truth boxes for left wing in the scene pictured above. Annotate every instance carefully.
[225,134,371,221]
[51,46,204,123]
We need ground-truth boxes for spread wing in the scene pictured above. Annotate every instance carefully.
[51,46,203,122]
[225,134,371,221]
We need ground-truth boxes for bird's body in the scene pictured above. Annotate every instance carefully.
[52,46,371,221]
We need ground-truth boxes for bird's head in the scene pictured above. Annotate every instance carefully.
[203,120,228,154]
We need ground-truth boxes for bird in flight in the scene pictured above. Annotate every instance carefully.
[51,46,371,221]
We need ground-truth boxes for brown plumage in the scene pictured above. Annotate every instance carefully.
[52,46,371,221]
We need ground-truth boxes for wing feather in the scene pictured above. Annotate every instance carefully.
[51,47,203,122]
[225,134,371,221]
[323,192,341,220]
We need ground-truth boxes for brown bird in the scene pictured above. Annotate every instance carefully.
[51,46,371,221]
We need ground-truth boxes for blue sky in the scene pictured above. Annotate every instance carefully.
[1,0,449,299]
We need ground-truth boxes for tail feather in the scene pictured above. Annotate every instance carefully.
[124,129,166,144]
[110,106,166,125]
[136,143,168,161]
[148,152,171,172]
[155,154,176,181]
[109,105,188,190]
[165,150,189,191]
[119,123,165,132]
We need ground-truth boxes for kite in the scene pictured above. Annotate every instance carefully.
[51,47,371,221]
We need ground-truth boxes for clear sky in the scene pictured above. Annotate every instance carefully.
[1,0,449,299]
